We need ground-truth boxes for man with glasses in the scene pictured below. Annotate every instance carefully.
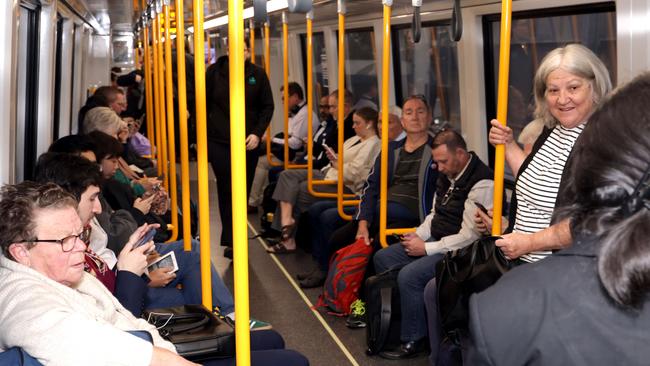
[373,129,493,360]
[318,95,331,122]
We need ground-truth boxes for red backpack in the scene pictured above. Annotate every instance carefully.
[316,238,373,315]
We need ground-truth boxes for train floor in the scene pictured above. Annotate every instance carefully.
[190,163,429,366]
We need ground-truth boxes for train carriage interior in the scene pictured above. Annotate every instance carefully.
[1,0,650,365]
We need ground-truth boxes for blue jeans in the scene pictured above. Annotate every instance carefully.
[424,278,441,365]
[308,200,356,271]
[146,239,235,315]
[201,330,309,366]
[374,243,443,342]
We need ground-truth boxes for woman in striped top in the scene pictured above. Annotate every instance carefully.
[482,44,612,263]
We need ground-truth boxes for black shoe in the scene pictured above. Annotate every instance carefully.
[296,268,318,281]
[223,247,233,260]
[345,299,367,329]
[299,269,326,288]
[379,339,427,360]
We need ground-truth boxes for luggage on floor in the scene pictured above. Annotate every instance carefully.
[365,268,402,355]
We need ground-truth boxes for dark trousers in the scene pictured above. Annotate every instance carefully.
[201,330,309,366]
[209,141,258,246]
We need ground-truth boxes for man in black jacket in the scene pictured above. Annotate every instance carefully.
[206,39,274,247]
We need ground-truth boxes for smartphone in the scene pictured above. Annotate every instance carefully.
[474,201,488,214]
[392,234,405,242]
[323,144,337,158]
[134,228,157,249]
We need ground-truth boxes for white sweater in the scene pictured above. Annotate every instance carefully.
[0,255,176,366]
[323,135,381,195]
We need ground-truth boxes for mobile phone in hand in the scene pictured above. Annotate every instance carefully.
[133,228,157,249]
[474,201,488,214]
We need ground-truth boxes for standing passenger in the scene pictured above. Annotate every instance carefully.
[205,37,274,248]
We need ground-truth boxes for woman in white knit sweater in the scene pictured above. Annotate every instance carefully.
[267,107,381,254]
[0,182,194,366]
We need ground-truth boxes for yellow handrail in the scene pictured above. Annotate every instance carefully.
[336,6,355,220]
[229,0,252,363]
[152,14,163,177]
[378,2,392,248]
[175,0,192,251]
[192,0,213,311]
[281,13,307,170]
[492,0,512,236]
[249,19,255,64]
[163,1,179,242]
[264,21,283,167]
[142,2,155,159]
[156,12,169,191]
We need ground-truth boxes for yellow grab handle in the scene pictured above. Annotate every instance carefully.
[175,0,192,251]
[229,0,253,363]
[163,3,179,243]
[192,0,213,311]
[492,0,513,236]
[379,3,392,248]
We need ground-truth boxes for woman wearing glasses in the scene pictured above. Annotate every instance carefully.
[0,182,310,366]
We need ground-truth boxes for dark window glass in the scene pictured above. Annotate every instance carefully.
[393,22,461,131]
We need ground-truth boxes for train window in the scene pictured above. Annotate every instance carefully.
[299,32,328,110]
[483,3,616,176]
[337,28,379,109]
[15,2,40,182]
[52,16,63,140]
[392,22,461,132]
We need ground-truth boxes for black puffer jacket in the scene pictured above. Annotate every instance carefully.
[205,56,274,144]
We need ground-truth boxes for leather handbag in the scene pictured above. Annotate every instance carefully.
[144,304,235,361]
[436,236,514,333]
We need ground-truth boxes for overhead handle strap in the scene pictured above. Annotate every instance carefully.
[412,0,422,43]
[450,0,462,42]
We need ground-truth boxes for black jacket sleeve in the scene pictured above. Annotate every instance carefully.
[250,67,274,138]
[114,270,148,317]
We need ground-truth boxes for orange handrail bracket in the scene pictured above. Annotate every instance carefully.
[386,228,416,236]
[249,19,255,64]
[229,0,253,363]
[156,10,169,192]
[336,1,353,220]
[264,21,283,167]
[175,0,192,251]
[192,0,213,311]
[152,13,163,177]
[282,12,291,169]
[142,1,155,159]
[163,1,179,243]
[492,0,512,236]
[379,2,392,248]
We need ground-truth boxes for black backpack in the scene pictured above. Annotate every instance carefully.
[365,268,402,355]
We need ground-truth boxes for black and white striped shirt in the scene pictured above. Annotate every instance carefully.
[514,124,584,263]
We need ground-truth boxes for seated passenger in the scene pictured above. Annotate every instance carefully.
[302,96,438,287]
[373,130,493,359]
[467,71,650,366]
[266,107,380,254]
[0,181,309,366]
[299,106,405,288]
[249,82,320,209]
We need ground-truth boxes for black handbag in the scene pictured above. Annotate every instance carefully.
[144,304,235,361]
[436,236,514,333]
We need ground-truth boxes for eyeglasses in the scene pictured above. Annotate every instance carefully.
[27,227,91,252]
[319,104,329,108]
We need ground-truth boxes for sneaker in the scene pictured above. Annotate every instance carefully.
[346,299,367,329]
[249,318,272,331]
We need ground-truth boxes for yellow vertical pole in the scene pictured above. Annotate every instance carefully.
[193,0,213,310]
[163,0,179,242]
[379,1,392,248]
[282,12,290,169]
[264,22,282,167]
[249,19,255,64]
[152,12,164,177]
[306,12,317,195]
[206,31,211,65]
[143,3,156,159]
[176,0,192,250]
[156,8,169,191]
[336,1,354,220]
[492,0,512,235]
[229,0,252,363]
